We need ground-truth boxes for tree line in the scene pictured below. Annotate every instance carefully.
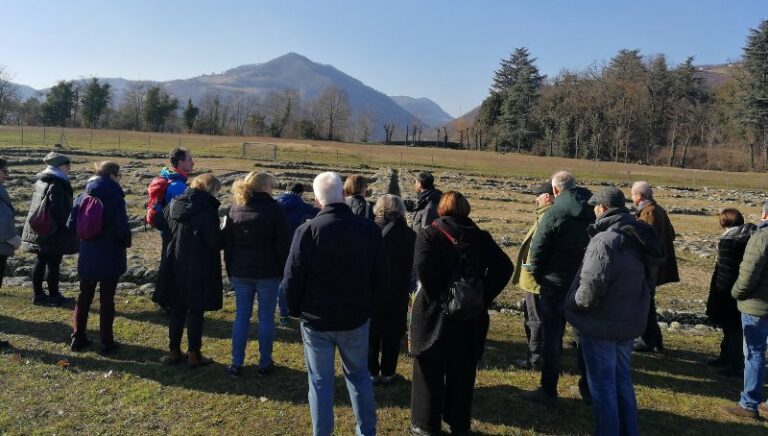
[465,21,768,170]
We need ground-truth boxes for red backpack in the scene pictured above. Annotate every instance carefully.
[145,176,170,228]
[29,184,56,236]
[76,193,105,240]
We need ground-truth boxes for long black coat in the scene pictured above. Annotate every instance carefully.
[707,223,756,327]
[154,188,223,312]
[21,171,79,255]
[409,216,513,360]
[223,192,291,279]
[371,216,416,339]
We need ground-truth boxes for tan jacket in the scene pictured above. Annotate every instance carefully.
[512,204,552,294]
[636,200,679,286]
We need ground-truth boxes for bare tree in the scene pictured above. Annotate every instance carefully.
[124,81,149,130]
[227,93,259,135]
[384,122,396,144]
[0,65,19,125]
[264,89,300,137]
[357,111,375,142]
[315,86,351,140]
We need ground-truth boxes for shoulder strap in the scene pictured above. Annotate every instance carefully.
[382,220,396,237]
[431,221,458,245]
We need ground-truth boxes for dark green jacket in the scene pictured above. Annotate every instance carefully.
[732,222,768,317]
[528,187,594,294]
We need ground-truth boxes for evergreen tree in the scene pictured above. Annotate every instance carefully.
[182,98,199,132]
[143,86,178,132]
[42,81,76,126]
[740,20,768,164]
[495,48,545,151]
[80,78,112,128]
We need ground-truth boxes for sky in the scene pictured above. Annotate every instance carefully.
[1,0,766,117]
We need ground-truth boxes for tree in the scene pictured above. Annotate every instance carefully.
[383,122,396,144]
[356,111,375,142]
[42,81,77,126]
[0,65,19,125]
[123,81,149,130]
[227,93,258,135]
[740,20,768,166]
[80,78,111,128]
[196,94,223,135]
[247,111,267,136]
[603,49,648,163]
[668,57,707,167]
[264,89,299,138]
[644,55,672,164]
[142,86,178,132]
[315,86,351,140]
[182,98,199,132]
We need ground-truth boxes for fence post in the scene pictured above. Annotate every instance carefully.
[20,125,23,147]
[209,136,213,155]
[336,148,339,164]
[305,144,308,162]
[43,126,46,145]
[89,128,93,151]
[148,132,151,150]
[118,134,121,152]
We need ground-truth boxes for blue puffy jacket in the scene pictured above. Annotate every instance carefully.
[276,192,320,236]
[159,167,188,206]
[68,176,132,281]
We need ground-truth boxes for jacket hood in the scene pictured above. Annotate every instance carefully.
[432,215,485,248]
[159,167,187,182]
[277,191,304,210]
[536,203,553,217]
[417,189,442,209]
[169,188,220,222]
[590,208,665,263]
[557,187,594,220]
[722,223,757,242]
[36,167,69,183]
[85,175,125,199]
[247,191,276,205]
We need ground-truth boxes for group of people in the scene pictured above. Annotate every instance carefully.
[2,147,768,434]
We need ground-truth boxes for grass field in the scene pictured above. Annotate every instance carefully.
[0,135,767,434]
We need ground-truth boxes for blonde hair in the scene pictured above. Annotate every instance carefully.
[190,173,221,195]
[343,174,367,197]
[232,172,277,206]
[374,194,406,219]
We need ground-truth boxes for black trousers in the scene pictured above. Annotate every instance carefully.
[720,322,743,366]
[640,288,663,350]
[411,322,478,433]
[523,292,543,367]
[539,291,566,397]
[368,332,402,376]
[32,253,63,297]
[168,305,204,352]
[0,255,7,288]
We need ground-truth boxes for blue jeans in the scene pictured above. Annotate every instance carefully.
[739,313,768,411]
[300,320,376,436]
[580,335,639,436]
[230,276,280,369]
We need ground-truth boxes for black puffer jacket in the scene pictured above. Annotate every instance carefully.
[410,216,513,360]
[371,215,416,339]
[345,195,373,220]
[707,223,756,327]
[224,192,291,279]
[409,189,442,232]
[153,188,223,311]
[21,171,79,255]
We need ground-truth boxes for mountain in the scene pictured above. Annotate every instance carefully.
[161,52,421,137]
[10,82,41,100]
[389,96,453,128]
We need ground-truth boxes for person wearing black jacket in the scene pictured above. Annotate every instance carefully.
[369,194,416,385]
[155,174,223,368]
[707,209,755,375]
[344,174,374,219]
[409,191,513,436]
[67,162,132,354]
[404,171,442,232]
[282,171,386,436]
[224,172,290,377]
[21,152,79,306]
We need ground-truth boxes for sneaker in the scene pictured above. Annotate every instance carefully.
[226,364,242,377]
[161,349,186,366]
[257,363,275,375]
[721,403,759,419]
[513,358,541,371]
[410,425,437,436]
[100,342,121,355]
[32,295,48,306]
[520,388,558,408]
[70,336,93,352]
[47,294,75,307]
[188,351,214,368]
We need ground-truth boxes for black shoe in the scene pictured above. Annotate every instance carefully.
[70,336,93,352]
[257,363,275,375]
[226,364,242,377]
[410,424,436,436]
[0,340,10,349]
[32,295,48,306]
[633,339,662,353]
[100,341,121,355]
[47,294,75,307]
[513,358,540,371]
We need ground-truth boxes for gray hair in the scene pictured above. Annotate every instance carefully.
[631,181,653,200]
[313,172,344,206]
[373,194,406,218]
[551,171,575,191]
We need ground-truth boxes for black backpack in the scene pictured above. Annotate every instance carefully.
[432,222,486,320]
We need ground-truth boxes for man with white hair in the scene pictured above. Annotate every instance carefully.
[631,181,679,353]
[282,171,386,436]
[522,170,595,407]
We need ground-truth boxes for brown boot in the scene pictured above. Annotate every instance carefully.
[188,350,214,368]
[161,348,185,366]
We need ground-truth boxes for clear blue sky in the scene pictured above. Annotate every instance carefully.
[2,0,766,117]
